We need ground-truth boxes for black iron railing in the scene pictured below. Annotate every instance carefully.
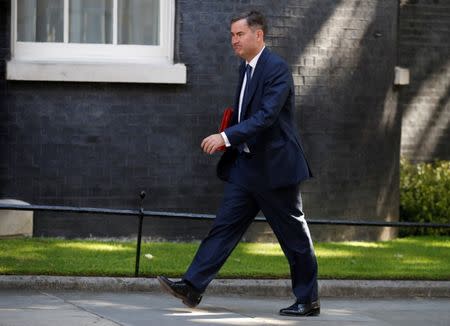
[1,192,449,277]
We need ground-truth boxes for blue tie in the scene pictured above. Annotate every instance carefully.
[244,64,252,98]
[237,64,253,153]
[240,64,252,121]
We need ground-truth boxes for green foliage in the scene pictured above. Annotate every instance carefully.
[400,159,450,236]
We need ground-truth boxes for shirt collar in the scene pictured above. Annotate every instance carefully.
[246,46,265,69]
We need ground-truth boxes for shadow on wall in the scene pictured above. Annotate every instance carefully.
[241,0,401,241]
[399,1,450,162]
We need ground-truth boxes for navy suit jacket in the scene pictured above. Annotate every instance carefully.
[217,47,312,190]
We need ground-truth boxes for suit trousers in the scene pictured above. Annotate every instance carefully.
[183,180,319,303]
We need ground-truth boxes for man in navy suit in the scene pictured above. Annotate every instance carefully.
[158,11,320,317]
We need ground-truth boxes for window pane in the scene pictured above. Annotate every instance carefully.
[17,0,63,42]
[70,0,113,44]
[118,0,159,45]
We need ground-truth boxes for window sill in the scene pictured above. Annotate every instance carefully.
[6,60,187,84]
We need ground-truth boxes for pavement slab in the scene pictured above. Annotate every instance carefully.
[0,290,449,326]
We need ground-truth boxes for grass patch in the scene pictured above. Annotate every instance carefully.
[0,236,449,280]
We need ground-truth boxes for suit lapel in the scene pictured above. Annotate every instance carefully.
[232,62,246,125]
[240,48,270,120]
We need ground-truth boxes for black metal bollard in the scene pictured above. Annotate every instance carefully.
[135,191,146,277]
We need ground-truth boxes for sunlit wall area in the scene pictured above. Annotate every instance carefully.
[399,0,450,163]
[267,1,401,241]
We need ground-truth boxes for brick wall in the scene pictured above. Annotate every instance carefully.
[0,0,401,241]
[399,0,450,162]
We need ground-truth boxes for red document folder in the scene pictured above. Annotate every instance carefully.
[218,107,234,151]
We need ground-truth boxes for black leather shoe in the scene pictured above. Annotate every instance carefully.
[279,300,320,316]
[157,276,202,308]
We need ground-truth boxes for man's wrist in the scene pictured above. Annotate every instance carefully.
[220,132,231,147]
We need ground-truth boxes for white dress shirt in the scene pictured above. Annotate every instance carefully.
[221,46,266,150]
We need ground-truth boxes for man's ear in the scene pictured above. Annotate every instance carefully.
[256,29,264,41]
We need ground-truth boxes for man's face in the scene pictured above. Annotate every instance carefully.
[231,19,262,61]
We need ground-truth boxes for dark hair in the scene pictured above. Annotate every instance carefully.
[231,11,268,35]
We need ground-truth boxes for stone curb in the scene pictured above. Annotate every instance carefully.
[1,276,449,298]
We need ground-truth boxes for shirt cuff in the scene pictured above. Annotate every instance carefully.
[220,132,231,147]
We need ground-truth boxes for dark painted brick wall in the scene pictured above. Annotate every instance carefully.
[399,0,450,162]
[1,0,402,241]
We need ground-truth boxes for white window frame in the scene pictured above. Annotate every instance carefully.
[7,0,186,83]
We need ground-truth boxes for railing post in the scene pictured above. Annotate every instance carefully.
[135,191,146,277]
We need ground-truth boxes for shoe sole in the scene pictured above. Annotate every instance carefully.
[279,307,320,317]
[157,276,198,308]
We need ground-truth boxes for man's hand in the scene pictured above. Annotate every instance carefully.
[201,134,225,154]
